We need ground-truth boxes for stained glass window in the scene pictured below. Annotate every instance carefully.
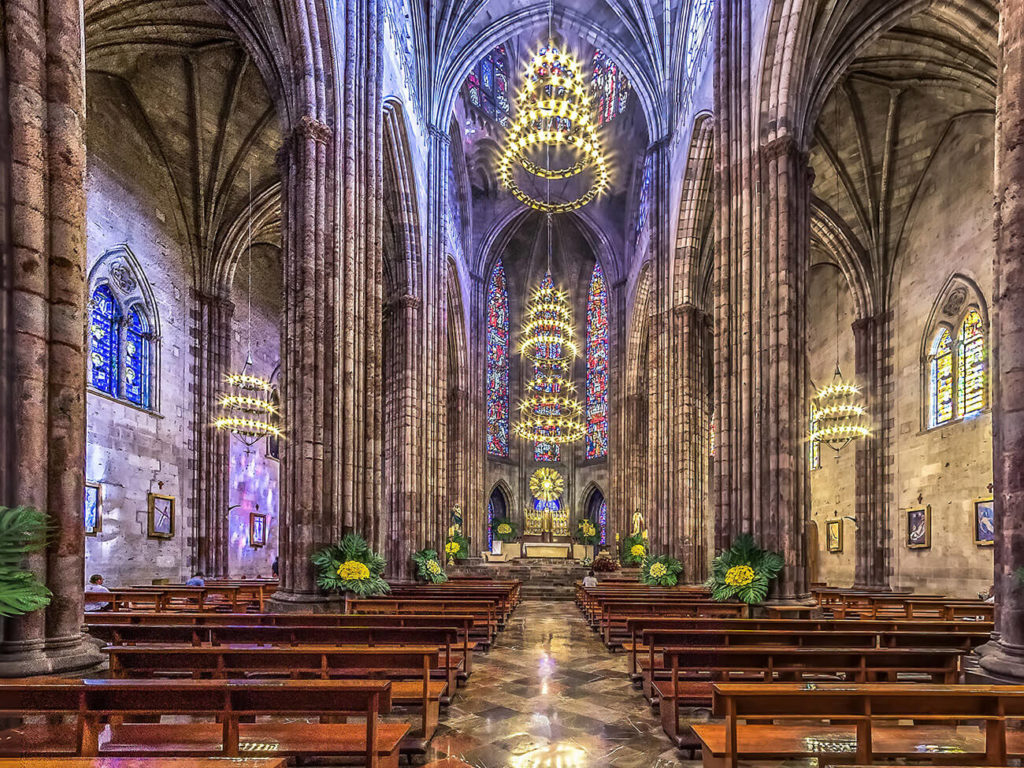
[486,262,510,456]
[90,285,120,397]
[585,263,609,459]
[709,410,716,458]
[636,157,652,242]
[591,50,630,124]
[465,44,510,127]
[124,307,150,408]
[685,0,715,75]
[808,404,821,470]
[958,309,986,418]
[930,328,954,427]
[533,273,561,462]
[487,495,495,551]
[598,498,607,545]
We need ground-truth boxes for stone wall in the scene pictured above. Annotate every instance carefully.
[83,93,196,585]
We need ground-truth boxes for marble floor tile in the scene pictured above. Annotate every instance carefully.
[423,599,697,768]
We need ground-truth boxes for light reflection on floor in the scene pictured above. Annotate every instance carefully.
[423,600,689,768]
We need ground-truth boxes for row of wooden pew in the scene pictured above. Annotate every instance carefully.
[85,579,279,613]
[2,578,520,768]
[577,580,1021,767]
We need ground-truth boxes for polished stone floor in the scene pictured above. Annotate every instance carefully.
[423,600,692,768]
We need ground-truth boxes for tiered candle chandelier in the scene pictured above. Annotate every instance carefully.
[497,43,610,213]
[809,277,869,452]
[214,170,284,446]
[513,270,585,445]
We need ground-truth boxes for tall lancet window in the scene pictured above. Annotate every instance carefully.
[929,327,955,427]
[585,263,609,459]
[89,285,121,397]
[466,44,511,126]
[958,309,987,418]
[486,261,510,456]
[534,273,561,462]
[591,50,629,124]
[124,307,151,409]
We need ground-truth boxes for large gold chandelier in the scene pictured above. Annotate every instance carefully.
[498,43,610,213]
[513,274,585,444]
[811,366,870,452]
[214,169,284,447]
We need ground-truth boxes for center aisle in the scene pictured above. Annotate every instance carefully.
[424,599,688,767]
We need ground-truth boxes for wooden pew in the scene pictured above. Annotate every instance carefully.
[347,599,499,643]
[88,624,465,697]
[656,648,963,749]
[84,612,483,668]
[692,683,1024,768]
[622,617,993,675]
[104,644,445,739]
[597,601,749,645]
[84,590,167,612]
[0,678,405,768]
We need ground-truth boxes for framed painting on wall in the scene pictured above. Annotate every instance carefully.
[826,519,843,553]
[84,483,101,536]
[147,493,175,539]
[906,506,931,550]
[250,512,267,548]
[974,497,995,546]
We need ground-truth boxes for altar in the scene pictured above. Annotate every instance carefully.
[522,541,572,559]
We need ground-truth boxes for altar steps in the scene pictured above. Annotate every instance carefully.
[450,559,588,601]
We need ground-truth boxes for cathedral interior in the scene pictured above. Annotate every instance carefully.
[1,0,1024,764]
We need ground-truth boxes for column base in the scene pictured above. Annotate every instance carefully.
[976,639,1024,683]
[0,633,104,678]
[266,590,346,614]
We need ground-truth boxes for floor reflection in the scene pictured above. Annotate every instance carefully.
[424,600,689,768]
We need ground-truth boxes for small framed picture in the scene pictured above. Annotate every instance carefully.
[974,497,995,546]
[906,506,931,549]
[84,483,101,536]
[147,493,175,539]
[826,519,843,553]
[250,512,267,548]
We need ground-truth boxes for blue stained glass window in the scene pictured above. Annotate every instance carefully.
[598,498,607,545]
[465,44,510,126]
[124,307,150,408]
[486,262,510,456]
[685,0,715,75]
[487,495,495,551]
[90,285,120,397]
[591,50,629,124]
[636,157,652,242]
[585,263,609,459]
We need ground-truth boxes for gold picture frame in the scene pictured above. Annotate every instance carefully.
[906,505,931,550]
[147,493,175,539]
[84,482,102,536]
[973,496,994,546]
[826,519,843,553]
[250,512,267,548]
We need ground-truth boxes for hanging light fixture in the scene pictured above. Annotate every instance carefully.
[497,42,610,213]
[810,267,869,452]
[214,170,284,446]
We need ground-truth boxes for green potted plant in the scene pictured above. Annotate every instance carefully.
[704,533,784,604]
[0,506,51,617]
[312,533,390,598]
[621,532,647,567]
[639,554,684,587]
[573,518,600,560]
[412,549,447,584]
[489,517,517,557]
[592,552,619,573]
[445,532,471,563]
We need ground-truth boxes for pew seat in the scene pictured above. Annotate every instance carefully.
[0,759,288,768]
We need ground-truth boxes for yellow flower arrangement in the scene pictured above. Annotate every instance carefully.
[725,565,755,587]
[497,523,512,535]
[648,562,667,579]
[337,560,371,580]
[581,521,596,536]
[426,559,442,575]
[445,541,461,555]
[630,544,646,558]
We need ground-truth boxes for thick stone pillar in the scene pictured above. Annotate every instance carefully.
[980,0,1024,682]
[192,291,233,578]
[0,0,102,673]
[852,313,892,591]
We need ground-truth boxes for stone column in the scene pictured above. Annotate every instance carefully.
[852,313,892,591]
[192,291,233,578]
[979,0,1024,682]
[0,0,102,674]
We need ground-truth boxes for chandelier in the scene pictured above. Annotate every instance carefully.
[811,366,870,451]
[498,44,610,213]
[513,274,585,445]
[215,169,284,446]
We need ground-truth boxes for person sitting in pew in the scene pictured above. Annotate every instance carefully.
[185,571,206,587]
[84,573,111,612]
[583,570,598,588]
